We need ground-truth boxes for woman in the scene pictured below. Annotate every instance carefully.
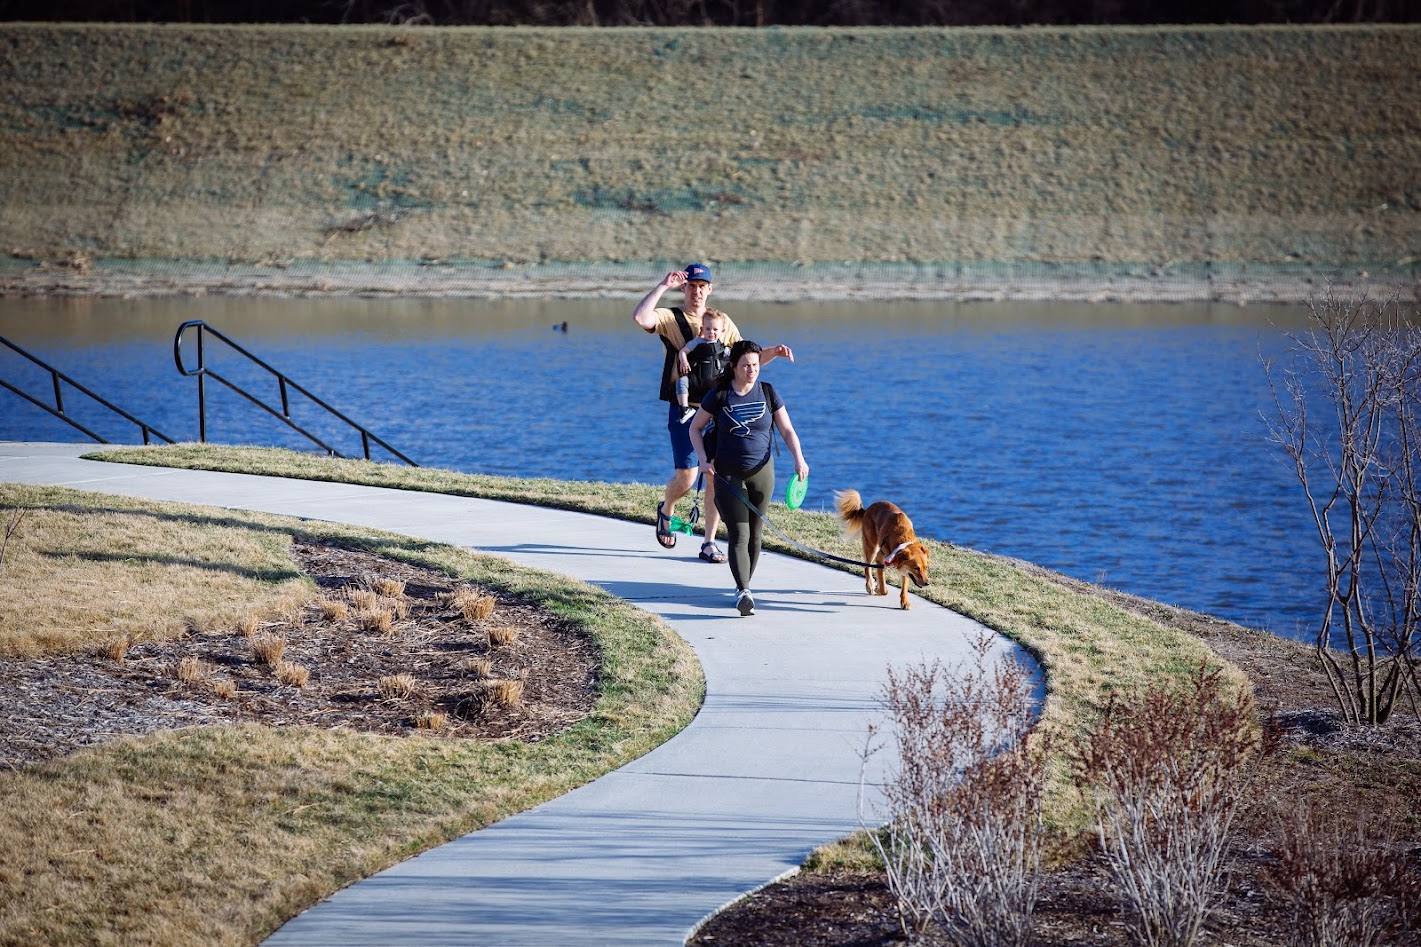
[689,340,810,617]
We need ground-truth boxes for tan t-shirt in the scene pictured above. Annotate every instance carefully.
[650,307,743,405]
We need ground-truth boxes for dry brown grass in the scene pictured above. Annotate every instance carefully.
[99,633,130,662]
[416,711,448,731]
[174,655,208,685]
[487,678,524,708]
[371,577,405,599]
[358,608,394,635]
[462,594,496,622]
[318,598,349,621]
[250,632,286,667]
[488,625,519,648]
[349,589,381,611]
[210,677,238,700]
[236,614,260,638]
[463,657,493,679]
[275,661,310,688]
[2,25,1416,270]
[0,485,311,659]
[377,673,417,700]
[0,477,703,947]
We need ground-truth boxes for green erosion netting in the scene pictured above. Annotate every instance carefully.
[2,23,1418,293]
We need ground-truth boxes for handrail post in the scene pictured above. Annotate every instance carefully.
[196,326,207,442]
[52,371,64,416]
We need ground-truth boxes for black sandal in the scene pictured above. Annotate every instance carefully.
[699,541,726,563]
[655,502,677,549]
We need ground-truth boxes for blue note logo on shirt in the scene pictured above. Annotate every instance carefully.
[725,399,767,437]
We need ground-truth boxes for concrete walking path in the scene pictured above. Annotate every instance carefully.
[1,442,1031,946]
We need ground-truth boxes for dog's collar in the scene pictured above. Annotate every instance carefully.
[883,541,913,567]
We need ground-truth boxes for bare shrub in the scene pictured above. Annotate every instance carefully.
[1078,666,1263,947]
[1264,290,1421,725]
[416,710,448,731]
[99,633,130,662]
[250,632,286,666]
[318,598,349,621]
[378,673,417,700]
[860,632,1047,945]
[275,661,310,688]
[174,655,208,684]
[1266,805,1421,947]
[488,625,519,647]
[210,677,238,700]
[0,506,27,569]
[488,678,524,708]
[358,608,393,635]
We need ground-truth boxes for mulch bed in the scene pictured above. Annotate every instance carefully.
[0,538,598,769]
[691,569,1421,947]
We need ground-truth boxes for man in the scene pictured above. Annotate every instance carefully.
[632,263,794,562]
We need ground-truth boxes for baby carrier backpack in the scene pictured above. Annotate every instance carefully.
[684,340,729,406]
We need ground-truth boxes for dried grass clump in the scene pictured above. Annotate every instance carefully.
[358,608,393,635]
[235,613,261,638]
[378,673,417,700]
[318,598,349,621]
[446,587,495,621]
[416,710,448,731]
[99,633,130,662]
[275,661,310,688]
[387,597,410,621]
[488,625,519,648]
[488,678,524,708]
[372,577,405,599]
[175,655,208,684]
[349,588,380,611]
[251,632,286,666]
[210,677,238,700]
[463,657,493,679]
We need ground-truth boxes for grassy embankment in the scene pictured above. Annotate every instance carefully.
[1,23,1418,295]
[0,478,701,946]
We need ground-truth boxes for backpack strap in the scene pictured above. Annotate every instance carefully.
[658,307,696,403]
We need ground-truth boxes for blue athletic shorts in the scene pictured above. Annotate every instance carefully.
[667,401,698,470]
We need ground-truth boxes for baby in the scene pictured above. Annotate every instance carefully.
[675,309,729,424]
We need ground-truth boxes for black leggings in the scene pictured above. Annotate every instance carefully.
[713,458,775,591]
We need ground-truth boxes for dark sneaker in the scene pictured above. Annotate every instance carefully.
[679,406,697,424]
[736,589,755,616]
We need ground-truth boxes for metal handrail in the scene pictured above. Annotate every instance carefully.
[1,335,175,446]
[172,320,417,466]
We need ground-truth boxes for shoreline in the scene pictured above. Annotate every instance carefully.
[3,258,1417,304]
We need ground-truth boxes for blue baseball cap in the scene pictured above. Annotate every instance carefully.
[684,262,713,283]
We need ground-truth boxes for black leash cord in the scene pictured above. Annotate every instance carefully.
[712,473,886,571]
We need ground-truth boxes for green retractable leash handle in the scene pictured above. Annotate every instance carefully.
[668,474,704,535]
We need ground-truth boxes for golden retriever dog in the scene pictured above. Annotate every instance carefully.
[835,489,931,610]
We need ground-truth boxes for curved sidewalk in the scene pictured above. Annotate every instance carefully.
[1,442,1031,946]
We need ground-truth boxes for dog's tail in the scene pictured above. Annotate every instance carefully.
[835,489,866,538]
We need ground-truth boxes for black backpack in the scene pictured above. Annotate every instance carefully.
[684,340,728,405]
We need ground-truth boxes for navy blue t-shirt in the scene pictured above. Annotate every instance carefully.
[701,381,784,471]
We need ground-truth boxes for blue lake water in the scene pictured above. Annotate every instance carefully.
[0,296,1321,641]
